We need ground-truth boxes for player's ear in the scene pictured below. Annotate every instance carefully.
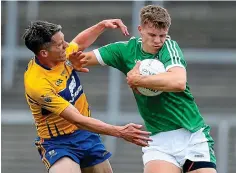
[138,25,142,32]
[138,25,143,36]
[39,49,49,58]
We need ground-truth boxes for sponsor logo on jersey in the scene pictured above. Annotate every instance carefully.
[55,79,63,86]
[68,75,83,103]
[58,71,83,104]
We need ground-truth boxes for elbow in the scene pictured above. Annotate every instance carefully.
[174,80,186,92]
[179,83,186,91]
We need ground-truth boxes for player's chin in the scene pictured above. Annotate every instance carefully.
[60,55,67,61]
[153,46,161,52]
[149,47,159,54]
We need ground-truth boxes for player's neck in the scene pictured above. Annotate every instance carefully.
[36,56,58,69]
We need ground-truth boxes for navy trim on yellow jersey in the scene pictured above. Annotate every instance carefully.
[41,108,52,116]
[26,93,40,105]
[59,70,84,105]
[35,56,51,70]
[46,120,53,137]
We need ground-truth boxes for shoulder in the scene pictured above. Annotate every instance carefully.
[24,62,50,94]
[128,36,141,46]
[25,78,53,102]
[163,37,181,50]
[25,76,49,91]
[66,42,79,58]
[159,37,183,57]
[110,36,139,47]
[114,36,140,51]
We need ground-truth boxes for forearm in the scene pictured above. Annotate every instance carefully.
[60,105,121,137]
[72,21,105,51]
[60,105,151,147]
[136,73,186,92]
[77,116,120,136]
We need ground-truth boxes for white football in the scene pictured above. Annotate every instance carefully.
[137,59,166,96]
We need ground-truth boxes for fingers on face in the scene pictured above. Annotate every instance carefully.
[70,51,83,59]
[74,67,89,73]
[76,51,83,58]
[80,59,88,67]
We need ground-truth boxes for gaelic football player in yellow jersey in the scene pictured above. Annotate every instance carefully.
[23,20,151,173]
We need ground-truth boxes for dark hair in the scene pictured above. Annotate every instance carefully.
[22,20,62,55]
[140,5,171,29]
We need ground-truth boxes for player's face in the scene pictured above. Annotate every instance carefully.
[47,31,69,63]
[138,23,168,54]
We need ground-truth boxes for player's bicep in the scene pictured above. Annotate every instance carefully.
[167,66,187,83]
[86,51,101,66]
[93,42,126,71]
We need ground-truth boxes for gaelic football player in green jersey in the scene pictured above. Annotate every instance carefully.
[70,5,217,173]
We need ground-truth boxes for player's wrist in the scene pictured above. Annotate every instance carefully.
[97,20,107,31]
[137,75,147,87]
[130,75,145,88]
[110,125,122,138]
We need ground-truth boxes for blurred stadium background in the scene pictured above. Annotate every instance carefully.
[1,1,236,173]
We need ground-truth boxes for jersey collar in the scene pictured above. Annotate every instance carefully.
[35,56,51,70]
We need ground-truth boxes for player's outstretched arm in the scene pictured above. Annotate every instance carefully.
[68,51,99,70]
[72,19,129,51]
[60,104,151,147]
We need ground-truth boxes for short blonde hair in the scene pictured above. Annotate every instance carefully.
[140,5,171,29]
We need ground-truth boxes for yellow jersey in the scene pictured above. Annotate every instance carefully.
[24,42,91,139]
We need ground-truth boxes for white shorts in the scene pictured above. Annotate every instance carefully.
[142,126,216,168]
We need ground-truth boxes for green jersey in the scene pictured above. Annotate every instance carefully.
[93,37,205,135]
